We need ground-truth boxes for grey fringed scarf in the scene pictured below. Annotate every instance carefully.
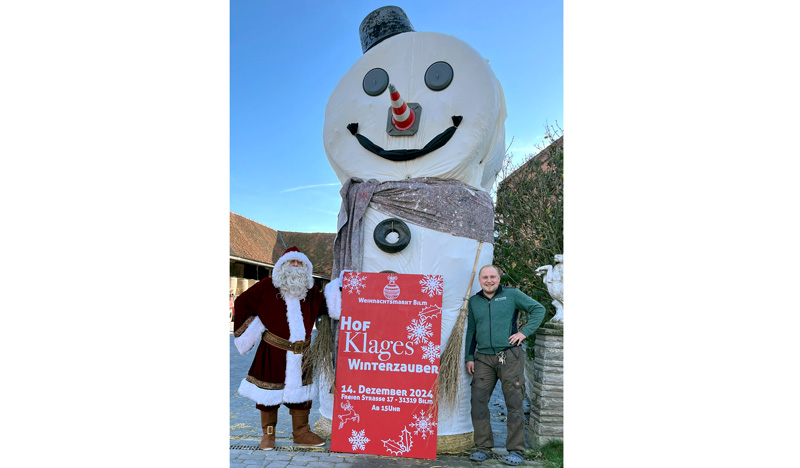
[331,177,494,280]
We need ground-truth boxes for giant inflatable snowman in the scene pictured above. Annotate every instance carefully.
[319,6,506,452]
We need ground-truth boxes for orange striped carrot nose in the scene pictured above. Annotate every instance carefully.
[388,83,416,131]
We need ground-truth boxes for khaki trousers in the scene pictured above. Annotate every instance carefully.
[470,346,527,455]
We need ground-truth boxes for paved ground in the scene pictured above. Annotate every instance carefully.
[230,331,542,467]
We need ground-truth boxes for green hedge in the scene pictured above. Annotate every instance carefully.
[493,132,563,357]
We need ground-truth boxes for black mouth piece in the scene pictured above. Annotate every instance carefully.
[346,116,463,162]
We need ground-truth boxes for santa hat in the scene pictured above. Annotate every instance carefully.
[273,246,314,289]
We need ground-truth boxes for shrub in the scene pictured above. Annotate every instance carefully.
[493,124,563,356]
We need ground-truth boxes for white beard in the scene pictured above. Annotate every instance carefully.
[274,265,309,300]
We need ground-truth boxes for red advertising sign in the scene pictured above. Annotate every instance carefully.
[330,272,444,460]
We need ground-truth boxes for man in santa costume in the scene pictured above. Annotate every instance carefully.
[233,246,328,450]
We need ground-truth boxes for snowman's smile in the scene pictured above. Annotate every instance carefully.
[346,115,463,162]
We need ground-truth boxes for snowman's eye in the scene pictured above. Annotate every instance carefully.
[425,61,453,91]
[363,68,389,96]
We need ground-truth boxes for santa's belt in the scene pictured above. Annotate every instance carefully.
[262,330,309,354]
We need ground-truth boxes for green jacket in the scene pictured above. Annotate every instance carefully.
[464,285,546,362]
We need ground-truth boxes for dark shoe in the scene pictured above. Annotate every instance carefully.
[503,452,523,466]
[259,409,278,450]
[289,408,325,446]
[470,451,490,461]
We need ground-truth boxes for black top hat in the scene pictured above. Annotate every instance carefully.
[359,6,415,54]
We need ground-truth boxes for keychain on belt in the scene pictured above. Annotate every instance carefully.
[497,350,506,365]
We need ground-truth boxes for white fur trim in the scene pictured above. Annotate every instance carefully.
[238,377,315,406]
[282,351,316,402]
[283,381,316,403]
[282,295,315,403]
[324,278,342,320]
[282,297,306,399]
[283,352,303,391]
[284,296,306,341]
[238,378,284,406]
[233,316,266,355]
[273,250,314,289]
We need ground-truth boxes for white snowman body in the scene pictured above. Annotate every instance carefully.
[320,29,507,440]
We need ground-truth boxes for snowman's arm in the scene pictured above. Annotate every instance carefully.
[324,277,342,320]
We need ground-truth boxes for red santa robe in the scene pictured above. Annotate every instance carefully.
[233,250,327,406]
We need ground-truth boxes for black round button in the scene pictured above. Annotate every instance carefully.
[425,61,453,91]
[363,68,389,96]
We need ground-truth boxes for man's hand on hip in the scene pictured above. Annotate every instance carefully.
[509,332,526,346]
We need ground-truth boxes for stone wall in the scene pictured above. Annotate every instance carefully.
[526,322,563,448]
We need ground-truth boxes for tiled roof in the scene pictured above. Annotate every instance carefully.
[500,135,564,188]
[230,212,336,279]
[230,212,279,265]
[272,231,335,280]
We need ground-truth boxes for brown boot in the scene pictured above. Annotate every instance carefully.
[259,408,278,450]
[289,408,325,446]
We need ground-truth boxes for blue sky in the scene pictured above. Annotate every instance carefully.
[231,1,563,233]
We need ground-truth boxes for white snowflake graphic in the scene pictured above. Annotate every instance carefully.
[419,275,443,297]
[348,429,370,451]
[409,410,438,440]
[343,272,368,295]
[406,318,433,344]
[420,341,441,364]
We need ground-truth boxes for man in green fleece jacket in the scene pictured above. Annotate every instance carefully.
[465,265,546,465]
